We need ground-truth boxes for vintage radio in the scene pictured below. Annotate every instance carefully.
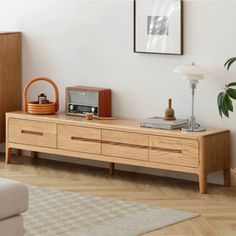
[66,86,111,117]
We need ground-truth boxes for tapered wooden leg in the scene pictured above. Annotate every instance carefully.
[5,147,11,164]
[224,169,231,186]
[199,172,207,194]
[31,151,38,159]
[15,149,21,156]
[109,162,115,176]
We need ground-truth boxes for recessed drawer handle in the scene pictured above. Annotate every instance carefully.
[21,130,44,136]
[71,136,101,143]
[102,140,148,149]
[150,147,182,154]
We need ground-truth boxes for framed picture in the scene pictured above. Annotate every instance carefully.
[134,0,183,55]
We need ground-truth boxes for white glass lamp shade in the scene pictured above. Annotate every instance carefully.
[174,64,205,85]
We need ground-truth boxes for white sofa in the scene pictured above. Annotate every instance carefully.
[0,178,28,236]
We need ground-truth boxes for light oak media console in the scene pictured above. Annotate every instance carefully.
[6,111,230,193]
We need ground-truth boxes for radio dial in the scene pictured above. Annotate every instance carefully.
[69,104,74,111]
[91,107,95,113]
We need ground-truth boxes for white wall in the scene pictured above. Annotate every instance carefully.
[0,0,236,184]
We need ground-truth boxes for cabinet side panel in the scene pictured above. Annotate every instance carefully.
[0,33,21,142]
[202,132,230,173]
[98,90,111,117]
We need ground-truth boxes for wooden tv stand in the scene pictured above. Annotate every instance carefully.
[5,111,230,193]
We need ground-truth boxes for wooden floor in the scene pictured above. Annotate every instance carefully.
[0,154,236,236]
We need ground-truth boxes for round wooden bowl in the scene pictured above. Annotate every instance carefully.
[24,77,59,115]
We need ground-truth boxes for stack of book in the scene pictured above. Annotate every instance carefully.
[140,116,188,130]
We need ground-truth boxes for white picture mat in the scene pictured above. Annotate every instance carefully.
[135,0,182,54]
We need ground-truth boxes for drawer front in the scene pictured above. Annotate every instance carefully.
[149,135,199,167]
[58,125,101,154]
[102,130,148,161]
[8,118,57,148]
[102,130,148,146]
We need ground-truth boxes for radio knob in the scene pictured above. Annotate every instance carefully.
[91,107,95,113]
[69,104,74,110]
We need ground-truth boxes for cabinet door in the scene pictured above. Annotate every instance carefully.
[149,135,199,167]
[8,118,57,148]
[58,125,101,154]
[0,33,21,142]
[102,130,148,161]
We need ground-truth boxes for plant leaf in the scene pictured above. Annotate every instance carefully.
[228,60,235,71]
[221,97,229,117]
[227,88,236,99]
[227,82,236,87]
[224,57,236,70]
[225,94,233,112]
[224,57,235,67]
[221,106,229,117]
[217,92,224,117]
[218,107,223,117]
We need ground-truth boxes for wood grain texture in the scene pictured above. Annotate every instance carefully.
[7,142,199,174]
[0,33,21,142]
[0,154,236,236]
[102,129,148,146]
[5,147,11,164]
[0,32,21,35]
[66,85,111,91]
[6,112,230,193]
[58,124,101,154]
[149,150,198,168]
[8,118,57,148]
[149,135,199,168]
[102,129,148,160]
[6,111,229,139]
[102,143,148,161]
[198,132,231,193]
[98,89,111,117]
[202,132,230,173]
[199,137,207,194]
[149,135,199,159]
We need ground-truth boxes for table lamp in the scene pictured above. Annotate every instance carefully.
[174,63,206,132]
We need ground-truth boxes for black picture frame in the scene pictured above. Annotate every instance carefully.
[134,0,183,55]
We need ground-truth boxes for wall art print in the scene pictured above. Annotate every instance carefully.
[134,0,183,55]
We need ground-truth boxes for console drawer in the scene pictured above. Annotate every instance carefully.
[149,135,199,167]
[102,130,148,160]
[58,125,101,154]
[8,118,57,148]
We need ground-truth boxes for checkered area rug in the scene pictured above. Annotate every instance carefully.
[23,186,199,236]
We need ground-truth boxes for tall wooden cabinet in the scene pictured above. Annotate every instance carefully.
[0,32,21,142]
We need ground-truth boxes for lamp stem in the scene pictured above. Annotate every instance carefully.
[182,81,205,132]
[190,83,196,131]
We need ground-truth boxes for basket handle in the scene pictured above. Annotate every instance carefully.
[24,77,59,112]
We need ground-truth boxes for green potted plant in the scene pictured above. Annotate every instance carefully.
[218,57,236,117]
